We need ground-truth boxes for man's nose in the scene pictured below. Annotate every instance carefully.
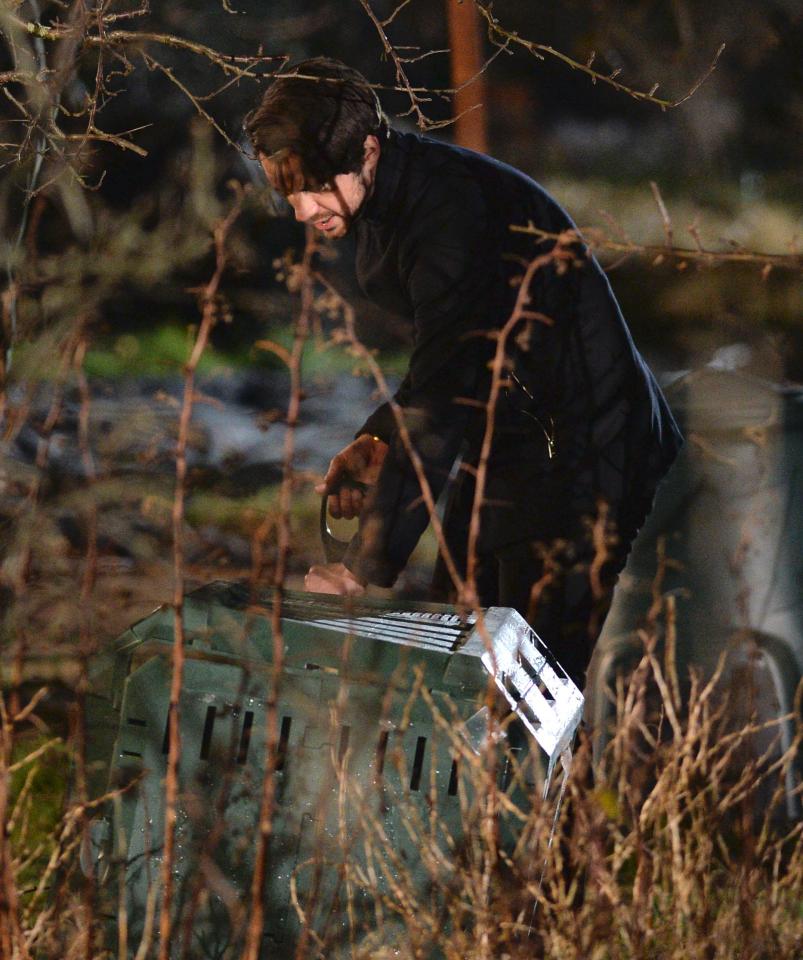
[288,192,317,223]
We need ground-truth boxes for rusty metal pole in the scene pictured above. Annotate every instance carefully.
[446,0,489,153]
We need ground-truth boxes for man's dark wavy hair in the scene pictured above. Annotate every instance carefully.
[244,58,388,195]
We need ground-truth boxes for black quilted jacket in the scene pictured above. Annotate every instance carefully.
[342,128,682,587]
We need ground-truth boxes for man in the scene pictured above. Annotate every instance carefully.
[245,58,682,689]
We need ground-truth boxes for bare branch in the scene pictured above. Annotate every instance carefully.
[12,15,286,80]
[465,240,573,597]
[158,191,244,960]
[314,271,465,598]
[473,1,725,109]
[510,223,803,273]
[381,0,415,28]
[63,125,148,156]
[357,0,432,130]
[650,180,674,249]
[141,51,240,151]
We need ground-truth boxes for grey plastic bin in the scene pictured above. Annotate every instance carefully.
[86,584,583,957]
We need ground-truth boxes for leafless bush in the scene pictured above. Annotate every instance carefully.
[1,3,802,959]
[2,611,800,958]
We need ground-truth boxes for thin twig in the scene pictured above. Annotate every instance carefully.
[157,192,243,960]
[357,0,432,130]
[315,272,465,597]
[650,180,674,249]
[473,1,725,109]
[241,222,313,960]
[510,222,802,272]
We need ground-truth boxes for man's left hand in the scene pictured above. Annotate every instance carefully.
[304,562,366,597]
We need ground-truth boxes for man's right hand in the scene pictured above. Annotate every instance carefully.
[315,434,389,519]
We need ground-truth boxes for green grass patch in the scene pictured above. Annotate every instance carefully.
[187,483,322,544]
[83,324,238,378]
[256,325,411,382]
[14,318,410,384]
[8,734,70,894]
[77,323,410,383]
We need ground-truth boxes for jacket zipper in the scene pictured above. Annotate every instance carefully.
[508,370,557,460]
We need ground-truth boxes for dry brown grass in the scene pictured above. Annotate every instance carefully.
[2,618,800,960]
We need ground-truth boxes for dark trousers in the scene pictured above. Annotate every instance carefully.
[483,535,628,689]
[431,492,645,689]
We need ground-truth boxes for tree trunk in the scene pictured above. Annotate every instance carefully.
[446,0,488,152]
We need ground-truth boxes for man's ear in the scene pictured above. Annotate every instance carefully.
[363,134,381,175]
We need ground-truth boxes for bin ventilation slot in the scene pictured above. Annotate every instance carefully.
[200,706,217,760]
[161,711,171,755]
[447,759,459,796]
[503,674,522,704]
[517,651,554,703]
[502,672,543,731]
[121,750,142,759]
[277,716,292,772]
[376,730,389,777]
[410,737,427,792]
[237,711,254,765]
[481,621,583,761]
[338,726,350,765]
[127,717,146,727]
[276,594,476,652]
[517,698,542,733]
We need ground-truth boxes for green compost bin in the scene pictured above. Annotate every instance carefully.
[86,582,583,958]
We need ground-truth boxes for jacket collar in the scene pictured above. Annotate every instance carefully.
[358,127,406,226]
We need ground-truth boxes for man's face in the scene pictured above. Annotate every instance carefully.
[260,135,380,239]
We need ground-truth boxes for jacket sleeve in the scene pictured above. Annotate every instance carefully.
[353,371,411,444]
[343,173,491,586]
